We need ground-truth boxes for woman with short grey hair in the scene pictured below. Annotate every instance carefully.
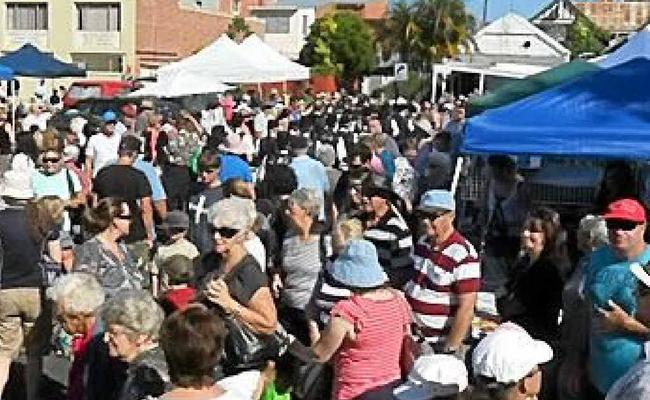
[48,273,107,400]
[317,144,341,194]
[49,272,105,318]
[272,187,327,344]
[102,290,169,400]
[558,215,608,400]
[288,187,321,217]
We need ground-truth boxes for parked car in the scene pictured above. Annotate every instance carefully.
[63,80,135,108]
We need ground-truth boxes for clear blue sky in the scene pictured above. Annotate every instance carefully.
[465,0,549,22]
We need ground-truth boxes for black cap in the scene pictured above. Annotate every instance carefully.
[362,183,398,203]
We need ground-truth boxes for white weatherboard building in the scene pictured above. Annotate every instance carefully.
[432,12,571,100]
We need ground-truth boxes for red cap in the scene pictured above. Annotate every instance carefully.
[602,198,647,223]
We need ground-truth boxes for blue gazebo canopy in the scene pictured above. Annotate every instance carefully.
[0,65,14,80]
[599,29,650,69]
[463,58,650,160]
[0,43,85,78]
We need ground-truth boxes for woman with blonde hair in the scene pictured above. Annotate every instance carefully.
[26,195,74,273]
[308,218,364,343]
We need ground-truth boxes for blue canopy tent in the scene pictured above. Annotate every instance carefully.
[0,65,14,81]
[463,58,650,160]
[0,43,85,77]
[599,29,650,68]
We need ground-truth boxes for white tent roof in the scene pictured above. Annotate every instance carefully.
[157,34,281,83]
[240,35,310,81]
[157,34,308,84]
[129,69,234,98]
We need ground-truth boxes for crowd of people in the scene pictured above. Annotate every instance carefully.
[0,86,648,400]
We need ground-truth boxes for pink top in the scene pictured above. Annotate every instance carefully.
[330,291,412,400]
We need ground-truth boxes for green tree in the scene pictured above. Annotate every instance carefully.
[380,1,421,64]
[227,16,252,43]
[300,12,377,82]
[381,0,475,69]
[566,14,610,57]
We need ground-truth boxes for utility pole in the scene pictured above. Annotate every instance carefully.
[482,0,488,26]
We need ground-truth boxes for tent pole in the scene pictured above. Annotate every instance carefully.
[450,156,464,195]
[11,80,16,148]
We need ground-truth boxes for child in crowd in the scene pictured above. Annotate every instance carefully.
[155,210,200,263]
[158,254,196,314]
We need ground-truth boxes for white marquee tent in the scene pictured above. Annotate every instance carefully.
[128,69,234,98]
[240,35,310,81]
[157,34,308,84]
[157,34,275,83]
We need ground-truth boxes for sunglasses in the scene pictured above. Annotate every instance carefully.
[116,214,132,220]
[199,165,219,174]
[606,219,639,232]
[211,227,240,239]
[419,211,448,221]
[42,157,61,164]
[523,226,544,234]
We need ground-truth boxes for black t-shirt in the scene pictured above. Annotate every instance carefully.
[198,254,267,307]
[0,207,42,288]
[93,164,153,243]
[188,185,224,254]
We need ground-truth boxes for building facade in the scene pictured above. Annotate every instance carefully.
[136,0,263,75]
[250,0,386,60]
[0,0,265,83]
[574,0,650,34]
[249,4,314,59]
[531,0,578,44]
[471,12,571,66]
[0,0,137,77]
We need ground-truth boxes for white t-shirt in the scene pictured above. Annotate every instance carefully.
[86,132,122,176]
[22,113,48,132]
[244,235,266,272]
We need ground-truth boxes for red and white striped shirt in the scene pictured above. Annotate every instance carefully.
[404,231,480,342]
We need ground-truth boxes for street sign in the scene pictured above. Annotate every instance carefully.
[394,63,408,81]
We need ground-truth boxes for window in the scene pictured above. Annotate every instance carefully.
[76,3,120,31]
[302,15,309,35]
[7,3,48,30]
[265,16,290,34]
[232,0,240,15]
[71,53,123,72]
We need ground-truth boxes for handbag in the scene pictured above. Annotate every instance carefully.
[223,317,289,371]
[39,233,63,287]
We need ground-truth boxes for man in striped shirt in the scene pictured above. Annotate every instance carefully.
[362,185,414,289]
[405,189,480,355]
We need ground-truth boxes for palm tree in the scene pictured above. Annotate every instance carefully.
[415,0,475,63]
[381,0,475,69]
[381,2,423,65]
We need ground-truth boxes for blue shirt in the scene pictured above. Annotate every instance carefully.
[220,154,252,183]
[586,245,650,394]
[134,157,166,202]
[290,155,329,195]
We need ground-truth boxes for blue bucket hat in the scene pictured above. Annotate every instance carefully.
[328,239,388,289]
[418,189,455,212]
